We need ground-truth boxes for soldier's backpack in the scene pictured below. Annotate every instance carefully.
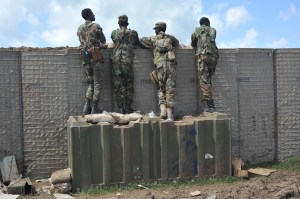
[196,26,217,56]
[154,35,175,61]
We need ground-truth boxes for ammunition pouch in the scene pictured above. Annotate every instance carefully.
[90,47,104,63]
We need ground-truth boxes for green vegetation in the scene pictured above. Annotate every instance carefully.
[78,157,300,197]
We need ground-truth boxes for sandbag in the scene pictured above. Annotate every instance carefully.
[85,114,115,124]
[110,112,143,124]
[50,182,72,194]
[50,168,71,185]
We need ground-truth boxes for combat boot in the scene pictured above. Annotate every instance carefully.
[166,107,174,121]
[83,99,92,115]
[159,104,167,119]
[125,103,134,114]
[91,101,102,114]
[118,103,126,114]
[205,99,215,113]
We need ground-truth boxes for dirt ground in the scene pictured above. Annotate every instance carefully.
[17,170,300,199]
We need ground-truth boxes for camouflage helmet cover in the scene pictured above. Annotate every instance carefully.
[153,22,167,30]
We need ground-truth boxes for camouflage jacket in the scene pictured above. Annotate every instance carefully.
[111,27,141,64]
[191,25,219,58]
[77,20,106,50]
[141,31,179,68]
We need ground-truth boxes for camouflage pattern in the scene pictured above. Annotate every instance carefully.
[191,24,218,101]
[141,31,179,108]
[77,20,106,102]
[111,27,141,106]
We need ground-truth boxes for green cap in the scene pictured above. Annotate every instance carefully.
[153,22,166,30]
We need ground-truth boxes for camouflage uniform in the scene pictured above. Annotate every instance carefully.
[191,18,218,111]
[77,20,106,108]
[141,23,179,110]
[111,15,142,112]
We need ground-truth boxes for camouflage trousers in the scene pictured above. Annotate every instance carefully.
[197,55,218,101]
[112,62,134,106]
[157,62,176,108]
[83,61,104,102]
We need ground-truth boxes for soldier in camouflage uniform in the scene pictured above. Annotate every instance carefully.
[77,8,106,115]
[111,15,144,114]
[141,22,179,121]
[191,17,219,112]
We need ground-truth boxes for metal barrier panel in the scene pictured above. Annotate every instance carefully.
[0,50,23,172]
[237,48,275,163]
[274,49,300,161]
[21,49,69,177]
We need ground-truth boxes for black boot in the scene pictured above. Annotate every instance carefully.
[91,101,102,114]
[206,99,215,113]
[125,103,134,114]
[118,104,126,114]
[83,99,92,115]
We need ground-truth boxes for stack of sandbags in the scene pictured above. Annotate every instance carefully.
[84,112,143,125]
[49,168,72,194]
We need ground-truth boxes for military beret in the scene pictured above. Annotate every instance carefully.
[153,22,167,30]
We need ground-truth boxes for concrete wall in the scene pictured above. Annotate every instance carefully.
[0,47,299,177]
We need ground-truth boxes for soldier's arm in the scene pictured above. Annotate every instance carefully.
[95,24,106,44]
[111,29,117,43]
[191,31,198,48]
[77,26,85,48]
[209,28,217,41]
[169,35,179,47]
[131,30,146,49]
[140,36,154,49]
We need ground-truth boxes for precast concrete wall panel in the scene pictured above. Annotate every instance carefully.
[21,49,69,177]
[0,50,23,170]
[275,49,300,161]
[67,114,231,191]
[212,49,240,158]
[237,49,275,163]
[67,49,114,114]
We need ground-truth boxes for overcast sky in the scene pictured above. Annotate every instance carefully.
[1,0,299,48]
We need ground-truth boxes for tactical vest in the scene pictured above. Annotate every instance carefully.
[114,28,134,50]
[81,23,101,49]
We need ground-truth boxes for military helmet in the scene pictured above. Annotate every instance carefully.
[118,14,129,25]
[153,22,167,30]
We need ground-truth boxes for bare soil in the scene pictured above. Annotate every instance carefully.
[19,170,300,199]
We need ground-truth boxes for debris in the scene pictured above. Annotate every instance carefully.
[205,153,214,159]
[138,184,149,190]
[50,168,72,184]
[7,177,32,195]
[0,155,20,183]
[232,157,248,177]
[0,194,20,199]
[53,193,75,199]
[190,190,201,196]
[206,195,217,199]
[50,182,72,194]
[0,181,7,194]
[35,179,49,183]
[116,192,121,196]
[248,168,277,176]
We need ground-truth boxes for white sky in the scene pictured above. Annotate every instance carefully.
[0,0,299,48]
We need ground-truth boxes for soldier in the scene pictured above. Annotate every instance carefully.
[77,8,106,115]
[141,22,179,121]
[111,15,144,114]
[191,17,219,112]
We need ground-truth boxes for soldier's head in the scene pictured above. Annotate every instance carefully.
[153,22,166,34]
[81,8,95,21]
[118,14,129,27]
[200,17,210,26]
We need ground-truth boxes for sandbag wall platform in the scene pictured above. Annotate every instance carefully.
[67,113,231,191]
